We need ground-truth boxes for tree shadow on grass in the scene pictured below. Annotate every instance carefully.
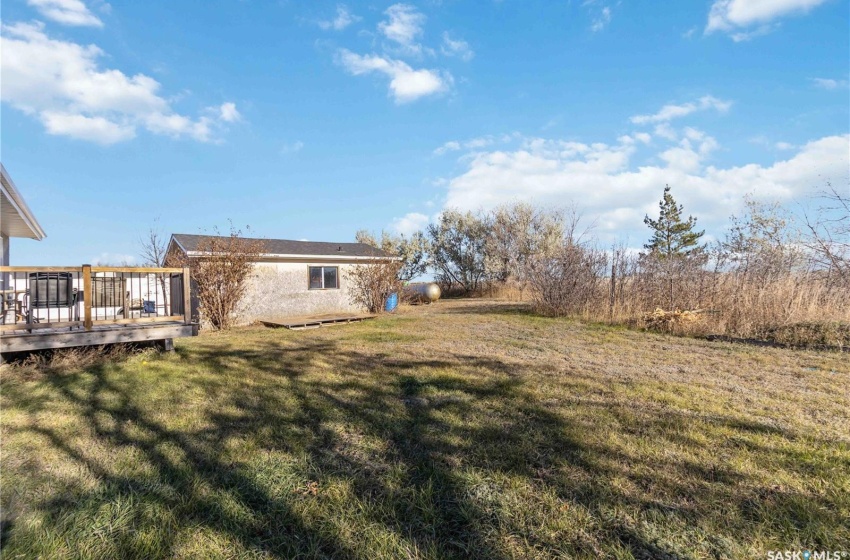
[2,335,847,558]
[437,302,537,318]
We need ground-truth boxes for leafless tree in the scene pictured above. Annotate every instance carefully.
[802,183,850,284]
[139,218,171,314]
[167,225,265,330]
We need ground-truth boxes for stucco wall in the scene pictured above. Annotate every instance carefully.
[234,261,364,324]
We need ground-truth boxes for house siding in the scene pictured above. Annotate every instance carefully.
[234,261,363,324]
[1,234,9,267]
[1,234,9,294]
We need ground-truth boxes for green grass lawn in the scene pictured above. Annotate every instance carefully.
[1,300,848,559]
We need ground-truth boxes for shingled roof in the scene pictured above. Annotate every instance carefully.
[170,234,392,259]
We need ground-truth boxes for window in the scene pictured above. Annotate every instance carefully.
[309,266,338,289]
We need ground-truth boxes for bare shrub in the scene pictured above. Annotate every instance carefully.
[528,241,608,317]
[168,226,265,331]
[346,259,403,313]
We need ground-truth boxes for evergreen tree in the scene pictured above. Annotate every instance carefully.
[642,185,705,310]
[643,185,704,258]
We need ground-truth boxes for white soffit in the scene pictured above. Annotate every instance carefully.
[0,163,46,240]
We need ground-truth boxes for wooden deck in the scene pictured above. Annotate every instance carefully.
[260,313,376,331]
[1,321,198,354]
[0,264,197,357]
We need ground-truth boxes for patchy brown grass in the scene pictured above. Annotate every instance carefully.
[9,343,153,378]
[1,299,848,559]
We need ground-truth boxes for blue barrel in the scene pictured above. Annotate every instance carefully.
[385,292,398,312]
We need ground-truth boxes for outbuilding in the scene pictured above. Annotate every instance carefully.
[166,234,394,325]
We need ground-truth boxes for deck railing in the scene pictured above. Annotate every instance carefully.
[0,265,192,332]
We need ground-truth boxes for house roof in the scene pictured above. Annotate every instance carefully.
[1,163,46,240]
[169,233,394,260]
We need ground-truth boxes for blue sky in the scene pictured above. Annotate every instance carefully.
[1,0,848,265]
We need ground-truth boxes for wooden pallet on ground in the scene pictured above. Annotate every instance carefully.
[260,313,376,331]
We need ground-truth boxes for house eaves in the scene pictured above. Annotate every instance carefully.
[0,163,46,240]
[183,251,401,262]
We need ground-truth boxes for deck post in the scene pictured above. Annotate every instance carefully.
[156,338,174,352]
[182,267,191,325]
[82,264,92,331]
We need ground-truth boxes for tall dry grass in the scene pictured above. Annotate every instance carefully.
[526,246,850,346]
[6,343,153,377]
[607,270,850,341]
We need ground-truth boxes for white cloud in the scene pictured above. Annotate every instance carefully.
[591,6,612,32]
[706,0,831,39]
[433,136,496,155]
[811,77,849,90]
[390,212,430,236]
[0,21,237,144]
[91,252,136,266]
[726,25,776,42]
[658,132,718,174]
[144,112,217,142]
[281,140,304,154]
[433,134,522,156]
[378,4,426,55]
[218,102,241,122]
[653,123,678,141]
[440,132,849,243]
[319,4,360,31]
[441,32,474,61]
[41,111,135,144]
[27,0,103,27]
[466,137,493,149]
[434,140,461,155]
[582,1,613,32]
[617,133,653,146]
[659,145,703,173]
[336,49,450,103]
[332,3,461,103]
[752,137,797,151]
[630,95,732,125]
